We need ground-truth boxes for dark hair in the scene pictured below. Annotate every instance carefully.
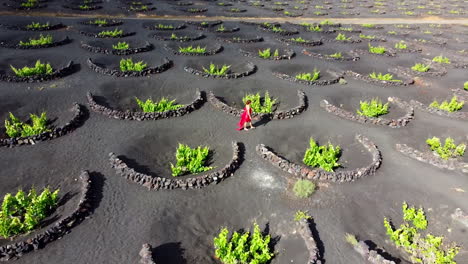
[245,100,251,105]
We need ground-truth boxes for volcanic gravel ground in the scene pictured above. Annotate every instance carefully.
[0,10,467,264]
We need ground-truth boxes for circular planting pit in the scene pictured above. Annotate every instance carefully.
[150,31,205,42]
[257,134,382,183]
[223,8,247,14]
[345,70,414,87]
[164,41,223,56]
[278,36,323,47]
[109,140,241,190]
[87,56,173,77]
[320,96,414,128]
[353,46,397,57]
[79,28,136,39]
[62,4,102,11]
[0,171,96,261]
[0,21,65,31]
[239,43,295,60]
[389,96,468,120]
[187,20,222,28]
[302,49,360,61]
[208,90,307,120]
[142,21,186,31]
[79,19,123,27]
[87,90,204,121]
[0,56,77,83]
[389,59,447,77]
[0,34,71,49]
[80,39,153,55]
[0,103,86,147]
[184,58,256,79]
[257,23,299,36]
[271,64,343,86]
[216,33,263,43]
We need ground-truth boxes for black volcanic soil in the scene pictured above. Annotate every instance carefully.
[0,9,468,264]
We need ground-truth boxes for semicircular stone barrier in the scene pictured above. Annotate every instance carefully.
[216,36,263,44]
[184,62,256,79]
[164,44,223,56]
[273,71,343,86]
[87,58,173,77]
[390,96,468,120]
[0,23,65,31]
[79,30,135,38]
[109,141,240,190]
[208,90,307,120]
[86,90,204,120]
[0,171,94,261]
[80,19,123,27]
[396,143,468,174]
[256,134,381,183]
[0,37,71,49]
[298,219,323,264]
[302,49,360,62]
[320,97,414,128]
[350,238,397,264]
[0,103,86,147]
[345,71,414,86]
[80,41,153,55]
[0,61,75,83]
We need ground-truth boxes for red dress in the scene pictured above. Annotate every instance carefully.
[236,106,252,130]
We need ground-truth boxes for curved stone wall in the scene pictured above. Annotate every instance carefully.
[278,38,323,47]
[80,41,153,55]
[302,50,360,61]
[272,71,343,86]
[390,96,468,120]
[164,44,223,56]
[239,48,295,60]
[345,71,414,86]
[216,36,263,43]
[109,141,240,190]
[184,62,256,79]
[0,61,75,83]
[320,98,414,128]
[0,171,94,261]
[87,58,173,77]
[256,134,382,183]
[80,31,135,38]
[208,90,307,120]
[0,103,86,147]
[0,37,71,49]
[298,219,323,264]
[87,90,204,121]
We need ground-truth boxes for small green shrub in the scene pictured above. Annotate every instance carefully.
[10,60,53,77]
[464,81,468,90]
[289,37,307,43]
[19,34,53,46]
[98,28,123,37]
[294,210,312,221]
[338,27,353,32]
[329,52,343,59]
[359,34,376,39]
[320,19,335,25]
[79,4,91,10]
[21,0,37,8]
[368,43,386,54]
[178,45,207,54]
[170,33,189,41]
[213,222,274,264]
[306,25,322,32]
[426,137,465,160]
[395,41,408,50]
[119,58,147,72]
[129,5,148,11]
[0,187,59,238]
[155,23,173,29]
[5,112,50,138]
[303,138,340,172]
[112,41,130,50]
[271,26,284,33]
[369,72,402,82]
[89,19,108,25]
[345,233,358,246]
[258,48,279,59]
[135,97,183,112]
[411,63,430,72]
[432,55,451,64]
[357,98,389,117]
[202,63,231,76]
[336,33,351,41]
[216,24,226,32]
[242,92,277,113]
[296,69,320,81]
[384,202,459,264]
[170,144,213,176]
[25,22,50,29]
[293,180,316,198]
[429,96,464,112]
[361,23,375,28]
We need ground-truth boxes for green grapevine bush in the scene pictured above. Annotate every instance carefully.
[411,63,430,72]
[369,72,402,82]
[432,56,450,64]
[296,69,320,81]
[178,45,207,54]
[119,58,147,72]
[242,92,277,113]
[303,138,341,172]
[98,28,123,37]
[368,44,386,54]
[202,63,231,76]
[10,60,53,77]
[426,137,465,160]
[26,22,50,29]
[357,98,389,117]
[294,210,312,221]
[258,48,279,59]
[383,202,459,264]
[293,179,316,198]
[4,112,50,138]
[213,222,274,264]
[0,187,59,238]
[170,144,213,176]
[135,97,183,112]
[112,41,130,50]
[429,96,464,112]
[19,34,53,46]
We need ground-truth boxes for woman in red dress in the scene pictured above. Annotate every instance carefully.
[237,100,255,131]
